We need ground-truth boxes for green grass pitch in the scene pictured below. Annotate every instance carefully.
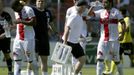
[0,67,134,75]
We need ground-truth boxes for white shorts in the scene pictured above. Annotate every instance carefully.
[97,40,120,62]
[13,39,36,61]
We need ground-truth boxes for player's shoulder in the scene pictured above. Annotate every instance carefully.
[95,8,105,13]
[30,5,37,10]
[44,8,51,14]
[111,7,119,12]
[44,8,50,11]
[67,6,76,11]
[69,13,80,19]
[23,6,33,11]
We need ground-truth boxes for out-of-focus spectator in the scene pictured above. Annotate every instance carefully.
[116,0,129,8]
[3,0,12,7]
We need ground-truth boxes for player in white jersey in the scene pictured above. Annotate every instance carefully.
[11,0,38,75]
[88,0,126,75]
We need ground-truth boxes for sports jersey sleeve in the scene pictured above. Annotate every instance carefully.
[65,6,77,20]
[25,7,35,19]
[94,9,103,18]
[116,9,124,20]
[66,8,71,19]
[46,10,53,23]
[66,15,76,28]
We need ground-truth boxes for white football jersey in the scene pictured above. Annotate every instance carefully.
[15,6,35,40]
[94,8,123,41]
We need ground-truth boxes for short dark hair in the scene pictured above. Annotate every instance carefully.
[11,0,19,9]
[11,0,23,11]
[103,0,114,6]
[76,0,87,6]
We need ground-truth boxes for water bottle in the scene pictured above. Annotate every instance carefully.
[4,20,11,38]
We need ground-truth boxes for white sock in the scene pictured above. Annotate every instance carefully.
[27,69,32,75]
[117,63,123,75]
[31,61,39,75]
[14,61,21,75]
[96,61,104,75]
[73,74,78,75]
[42,72,48,75]
[78,71,82,75]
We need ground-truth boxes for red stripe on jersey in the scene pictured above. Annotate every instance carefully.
[100,11,110,41]
[104,22,109,41]
[18,17,31,40]
[100,19,118,24]
[19,23,24,40]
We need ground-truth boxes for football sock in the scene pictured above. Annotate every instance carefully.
[42,72,48,75]
[14,60,21,75]
[96,61,104,75]
[110,60,116,74]
[6,58,12,72]
[117,63,123,75]
[104,60,110,72]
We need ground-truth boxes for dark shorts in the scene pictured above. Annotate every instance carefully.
[67,42,85,59]
[120,43,134,55]
[0,38,11,53]
[35,38,50,56]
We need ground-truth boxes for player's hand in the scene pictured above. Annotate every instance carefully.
[3,25,10,30]
[63,41,67,45]
[0,34,5,40]
[82,16,87,21]
[118,34,124,41]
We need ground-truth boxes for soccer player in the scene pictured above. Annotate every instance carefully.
[104,8,134,75]
[11,0,38,75]
[104,0,133,74]
[62,0,87,75]
[0,0,13,75]
[118,6,134,70]
[88,0,126,75]
[32,0,53,75]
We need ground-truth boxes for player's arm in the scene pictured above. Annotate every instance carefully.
[118,19,126,41]
[63,25,70,44]
[62,9,72,43]
[14,8,36,26]
[87,6,95,16]
[0,33,5,39]
[47,10,58,34]
[14,16,36,26]
[20,17,36,26]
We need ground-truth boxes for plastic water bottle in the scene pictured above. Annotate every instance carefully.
[4,20,11,38]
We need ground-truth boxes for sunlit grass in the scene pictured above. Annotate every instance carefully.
[0,67,134,75]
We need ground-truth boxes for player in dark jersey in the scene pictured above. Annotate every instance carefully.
[0,0,13,75]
